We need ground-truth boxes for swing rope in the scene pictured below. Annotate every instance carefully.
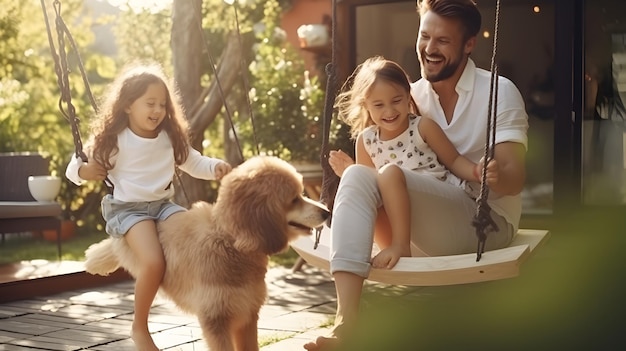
[164,0,258,206]
[190,1,248,161]
[312,0,341,249]
[40,0,97,163]
[231,1,260,156]
[41,0,114,193]
[472,0,502,261]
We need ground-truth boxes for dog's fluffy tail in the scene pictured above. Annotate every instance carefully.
[84,238,119,276]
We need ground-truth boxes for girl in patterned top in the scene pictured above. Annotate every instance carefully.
[331,56,489,269]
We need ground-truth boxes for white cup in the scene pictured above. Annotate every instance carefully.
[27,175,61,202]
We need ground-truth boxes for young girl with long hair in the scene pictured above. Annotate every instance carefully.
[66,63,231,351]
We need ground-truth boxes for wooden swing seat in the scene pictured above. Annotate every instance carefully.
[290,227,550,286]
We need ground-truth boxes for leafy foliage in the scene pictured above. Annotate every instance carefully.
[0,0,112,229]
[114,8,172,68]
[0,0,340,245]
[242,0,325,162]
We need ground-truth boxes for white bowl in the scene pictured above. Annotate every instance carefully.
[28,175,61,202]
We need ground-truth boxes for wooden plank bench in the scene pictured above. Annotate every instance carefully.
[290,163,550,286]
[0,152,62,259]
[291,226,550,286]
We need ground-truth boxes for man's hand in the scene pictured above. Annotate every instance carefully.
[473,142,526,196]
[474,158,499,186]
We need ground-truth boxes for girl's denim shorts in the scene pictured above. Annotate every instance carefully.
[101,194,186,237]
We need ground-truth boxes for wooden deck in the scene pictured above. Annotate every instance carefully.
[0,263,338,350]
[0,260,131,304]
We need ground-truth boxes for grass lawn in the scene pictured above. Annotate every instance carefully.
[0,228,301,267]
[0,229,105,265]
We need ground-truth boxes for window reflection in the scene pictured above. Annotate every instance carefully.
[583,0,626,205]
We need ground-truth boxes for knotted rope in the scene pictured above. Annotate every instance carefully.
[40,0,97,163]
[472,0,502,261]
[313,0,341,249]
[41,0,114,192]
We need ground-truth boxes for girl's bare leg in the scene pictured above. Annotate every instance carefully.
[372,166,412,268]
[373,207,392,249]
[304,165,379,350]
[124,220,165,351]
[303,271,365,350]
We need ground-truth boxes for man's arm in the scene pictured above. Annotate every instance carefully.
[489,141,526,196]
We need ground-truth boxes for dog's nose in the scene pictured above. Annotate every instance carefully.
[322,208,330,220]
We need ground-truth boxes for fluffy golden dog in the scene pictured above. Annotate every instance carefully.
[84,156,330,351]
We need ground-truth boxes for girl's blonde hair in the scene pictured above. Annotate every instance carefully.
[334,56,418,140]
[90,63,190,169]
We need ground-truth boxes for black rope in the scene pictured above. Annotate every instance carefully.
[313,0,341,249]
[40,0,113,192]
[168,0,251,207]
[194,0,246,160]
[231,1,259,155]
[472,0,501,261]
[41,0,89,162]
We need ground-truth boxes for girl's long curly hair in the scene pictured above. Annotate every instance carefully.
[90,63,190,169]
[334,56,419,140]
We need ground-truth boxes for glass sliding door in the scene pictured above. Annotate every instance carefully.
[583,0,626,205]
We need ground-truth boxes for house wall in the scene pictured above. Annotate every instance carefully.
[281,0,332,76]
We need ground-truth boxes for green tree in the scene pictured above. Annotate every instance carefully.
[0,0,332,227]
[114,6,172,67]
[0,0,113,230]
[242,0,324,162]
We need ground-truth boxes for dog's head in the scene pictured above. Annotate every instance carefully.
[215,156,330,255]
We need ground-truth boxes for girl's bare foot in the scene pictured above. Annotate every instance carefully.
[304,323,348,351]
[131,326,159,351]
[303,334,340,351]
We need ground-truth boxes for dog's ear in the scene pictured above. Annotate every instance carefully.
[251,199,290,255]
[229,189,289,255]
[217,162,290,255]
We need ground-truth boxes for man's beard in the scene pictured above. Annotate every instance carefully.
[419,50,463,83]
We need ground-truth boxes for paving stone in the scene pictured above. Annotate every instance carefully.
[0,266,337,350]
[258,310,333,332]
[10,314,87,329]
[44,328,122,345]
[0,305,40,315]
[157,324,203,338]
[0,330,30,344]
[261,326,333,350]
[162,340,209,351]
[0,319,63,335]
[82,337,135,351]
[0,344,41,351]
[10,337,76,351]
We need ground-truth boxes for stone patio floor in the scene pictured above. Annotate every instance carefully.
[0,265,342,351]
